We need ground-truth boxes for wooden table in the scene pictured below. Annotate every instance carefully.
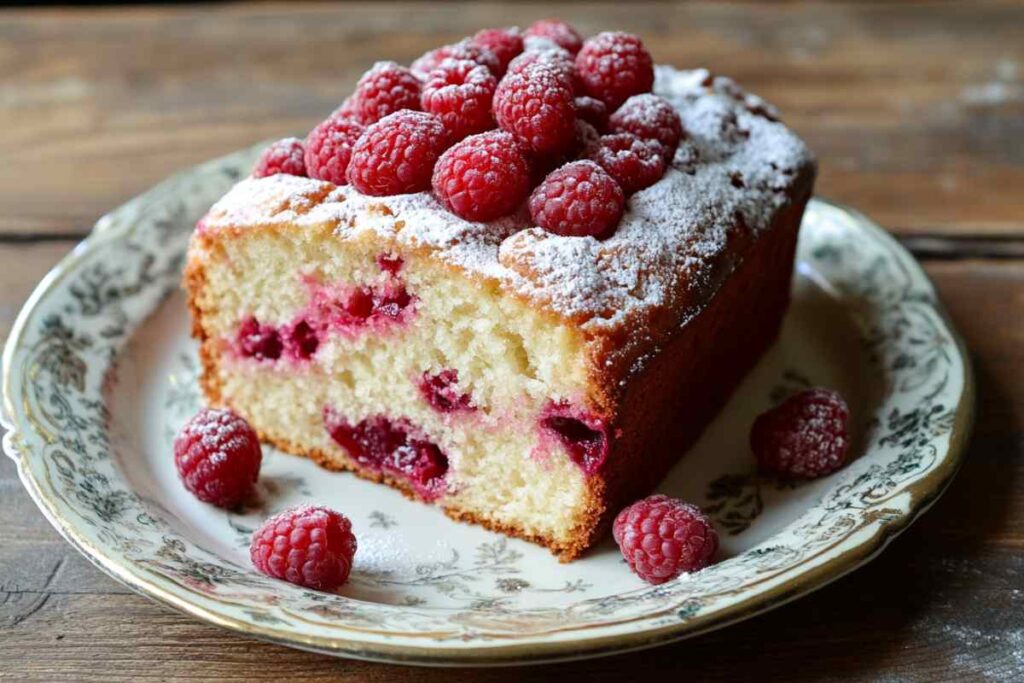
[1,2,1022,680]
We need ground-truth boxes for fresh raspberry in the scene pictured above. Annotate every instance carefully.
[304,112,365,185]
[508,46,582,93]
[586,132,666,195]
[523,19,583,55]
[609,93,684,160]
[574,96,609,132]
[529,160,624,238]
[252,138,307,178]
[250,505,356,590]
[173,408,262,509]
[750,388,851,479]
[411,39,501,79]
[613,495,719,584]
[432,130,530,221]
[575,31,654,110]
[346,111,450,196]
[494,60,576,157]
[351,61,422,125]
[421,59,497,141]
[471,27,524,75]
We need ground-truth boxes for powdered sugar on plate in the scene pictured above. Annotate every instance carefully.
[201,66,814,345]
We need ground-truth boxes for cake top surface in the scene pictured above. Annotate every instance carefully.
[201,67,815,342]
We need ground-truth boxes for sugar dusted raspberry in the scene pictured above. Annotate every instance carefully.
[575,31,654,110]
[253,138,307,178]
[304,112,365,185]
[351,61,422,125]
[250,505,356,590]
[574,96,609,132]
[523,19,583,55]
[432,130,530,221]
[586,132,666,195]
[528,160,624,238]
[494,60,576,157]
[609,93,684,160]
[173,408,262,509]
[411,39,501,80]
[346,110,450,196]
[751,388,851,479]
[471,27,524,75]
[508,43,573,76]
[613,495,719,584]
[421,59,497,141]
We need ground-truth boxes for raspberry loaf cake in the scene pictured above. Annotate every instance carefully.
[185,22,816,560]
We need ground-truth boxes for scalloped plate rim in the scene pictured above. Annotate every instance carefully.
[1,148,974,667]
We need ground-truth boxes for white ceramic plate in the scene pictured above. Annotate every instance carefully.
[2,147,973,666]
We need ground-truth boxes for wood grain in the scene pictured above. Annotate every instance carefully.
[2,2,1024,681]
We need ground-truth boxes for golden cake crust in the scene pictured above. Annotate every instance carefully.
[185,66,816,559]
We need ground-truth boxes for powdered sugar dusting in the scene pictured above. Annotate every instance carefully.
[201,66,814,358]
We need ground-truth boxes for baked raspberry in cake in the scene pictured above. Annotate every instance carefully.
[185,24,815,560]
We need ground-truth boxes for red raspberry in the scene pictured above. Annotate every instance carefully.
[751,388,851,479]
[250,505,356,590]
[574,96,609,132]
[508,46,582,93]
[304,112,365,185]
[173,408,262,509]
[471,27,524,75]
[529,160,624,238]
[432,130,530,221]
[346,111,450,196]
[351,61,422,125]
[253,138,307,178]
[613,495,719,584]
[609,93,684,160]
[523,19,583,55]
[421,59,497,141]
[494,60,576,157]
[586,132,666,195]
[411,39,501,80]
[575,32,654,110]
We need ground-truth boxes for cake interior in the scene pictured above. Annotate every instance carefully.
[191,222,607,555]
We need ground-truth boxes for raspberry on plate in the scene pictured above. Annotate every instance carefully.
[574,96,609,132]
[613,494,719,584]
[432,130,531,221]
[609,93,684,160]
[250,505,357,590]
[586,132,666,195]
[351,61,422,125]
[751,388,851,479]
[346,110,450,196]
[421,58,497,141]
[494,60,577,157]
[575,31,654,110]
[253,138,307,178]
[523,19,583,55]
[173,408,262,508]
[471,27,524,75]
[304,112,365,185]
[529,160,624,238]
[411,39,501,79]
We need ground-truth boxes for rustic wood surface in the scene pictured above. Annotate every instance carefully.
[1,2,1022,680]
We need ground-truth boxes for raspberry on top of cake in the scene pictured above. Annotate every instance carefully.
[188,21,815,560]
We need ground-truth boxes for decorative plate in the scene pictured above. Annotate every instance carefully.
[2,147,973,666]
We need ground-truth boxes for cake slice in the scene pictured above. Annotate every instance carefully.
[185,65,815,560]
